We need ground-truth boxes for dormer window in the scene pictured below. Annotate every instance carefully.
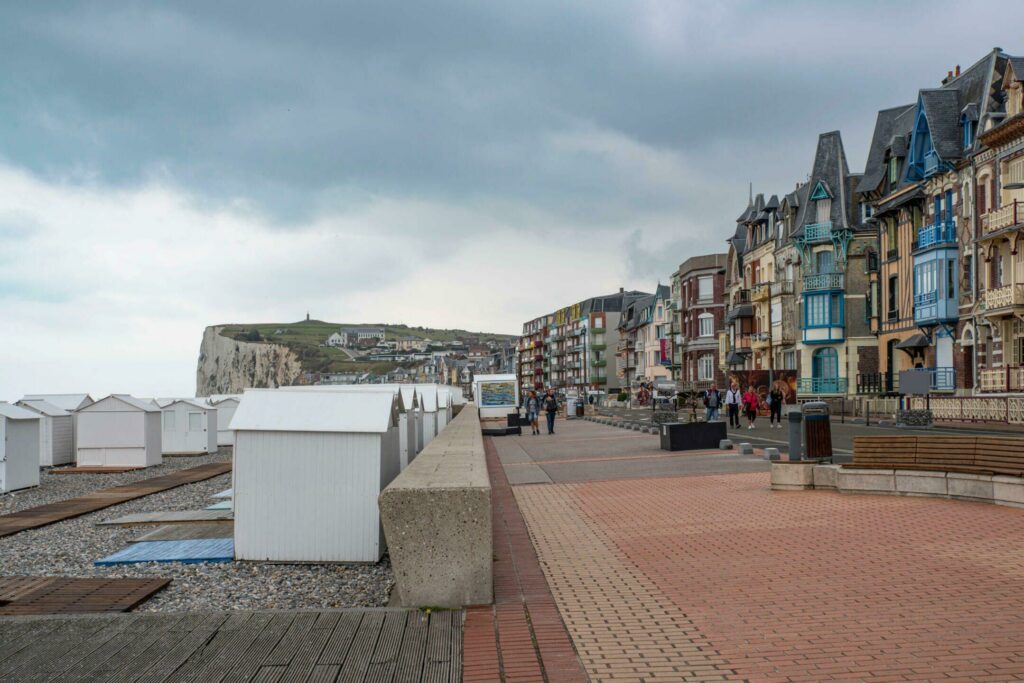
[961,115,974,149]
[889,157,899,185]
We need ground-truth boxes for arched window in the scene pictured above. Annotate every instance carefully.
[812,347,838,382]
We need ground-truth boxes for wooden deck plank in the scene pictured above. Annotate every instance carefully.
[0,462,232,538]
[336,611,385,683]
[98,509,234,526]
[363,611,407,683]
[317,612,363,666]
[279,628,332,683]
[220,613,297,683]
[421,611,453,683]
[173,612,275,683]
[0,577,170,616]
[392,611,429,683]
[132,522,234,543]
[262,612,319,667]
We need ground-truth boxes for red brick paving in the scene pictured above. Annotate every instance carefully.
[462,436,587,683]
[516,471,1024,681]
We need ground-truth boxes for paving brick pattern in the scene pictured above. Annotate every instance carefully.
[516,471,1024,681]
[462,437,587,683]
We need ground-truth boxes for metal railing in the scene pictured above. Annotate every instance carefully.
[914,220,956,250]
[796,377,849,394]
[803,271,844,291]
[913,291,938,307]
[978,365,1024,392]
[856,372,898,395]
[904,367,955,391]
[804,221,833,242]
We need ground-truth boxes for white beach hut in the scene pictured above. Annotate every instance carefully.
[280,385,417,470]
[209,396,241,446]
[397,386,423,458]
[160,399,218,455]
[0,403,41,493]
[22,394,94,455]
[435,387,454,432]
[415,385,439,448]
[231,389,401,562]
[75,395,162,468]
[16,399,74,467]
[473,373,519,420]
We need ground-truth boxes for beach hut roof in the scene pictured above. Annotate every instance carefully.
[17,399,71,417]
[0,402,42,420]
[231,389,397,433]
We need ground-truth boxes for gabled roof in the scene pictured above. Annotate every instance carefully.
[82,395,160,413]
[231,389,397,433]
[764,194,780,212]
[792,131,856,236]
[809,181,832,201]
[919,88,965,161]
[21,393,94,411]
[162,398,213,411]
[281,385,409,413]
[0,402,42,420]
[17,399,71,417]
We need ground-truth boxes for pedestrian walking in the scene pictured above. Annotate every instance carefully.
[525,391,540,435]
[742,385,759,429]
[768,383,785,429]
[541,389,559,435]
[725,383,742,428]
[703,383,722,422]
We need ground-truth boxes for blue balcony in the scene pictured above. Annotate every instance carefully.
[797,377,848,395]
[914,220,956,251]
[803,221,833,243]
[904,367,955,392]
[803,272,844,292]
[923,150,941,177]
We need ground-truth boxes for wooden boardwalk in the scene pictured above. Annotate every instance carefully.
[0,462,232,538]
[0,577,169,615]
[0,608,462,682]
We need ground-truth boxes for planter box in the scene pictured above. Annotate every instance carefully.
[837,468,896,494]
[659,421,727,451]
[993,475,1024,508]
[813,464,839,490]
[771,462,816,490]
[895,470,948,496]
[947,473,994,502]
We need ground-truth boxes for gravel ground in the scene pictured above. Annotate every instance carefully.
[0,461,393,612]
[0,449,233,515]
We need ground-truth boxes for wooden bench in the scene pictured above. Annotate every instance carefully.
[846,435,1024,476]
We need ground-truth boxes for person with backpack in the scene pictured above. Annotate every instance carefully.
[724,382,742,428]
[742,385,760,429]
[525,390,540,435]
[541,389,559,435]
[768,383,785,429]
[702,383,722,422]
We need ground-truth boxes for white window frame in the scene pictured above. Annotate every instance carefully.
[697,276,713,302]
[698,354,714,381]
[698,313,714,338]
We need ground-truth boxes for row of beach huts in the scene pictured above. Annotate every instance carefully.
[1,383,465,564]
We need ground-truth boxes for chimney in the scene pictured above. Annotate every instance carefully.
[619,287,624,294]
[955,64,961,77]
[944,70,953,84]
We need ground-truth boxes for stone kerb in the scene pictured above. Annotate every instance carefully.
[379,405,492,608]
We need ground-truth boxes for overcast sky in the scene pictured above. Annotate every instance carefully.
[1,1,1022,398]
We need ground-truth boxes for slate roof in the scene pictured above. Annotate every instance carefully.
[792,131,858,237]
[857,104,914,194]
[764,194,780,212]
[920,88,965,161]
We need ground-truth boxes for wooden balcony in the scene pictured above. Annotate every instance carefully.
[803,272,844,292]
[803,221,833,243]
[983,284,1024,313]
[981,200,1023,236]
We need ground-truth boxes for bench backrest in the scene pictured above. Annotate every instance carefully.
[852,435,1024,475]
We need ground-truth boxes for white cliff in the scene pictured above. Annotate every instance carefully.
[195,326,303,396]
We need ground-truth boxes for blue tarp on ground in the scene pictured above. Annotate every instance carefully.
[95,539,234,566]
[212,488,233,498]
[205,500,233,510]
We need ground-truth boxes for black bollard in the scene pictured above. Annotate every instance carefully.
[788,410,803,462]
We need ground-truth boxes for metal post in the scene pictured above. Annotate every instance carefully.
[866,400,871,427]
[788,410,803,462]
[841,396,846,424]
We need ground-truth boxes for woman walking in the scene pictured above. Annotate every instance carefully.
[742,385,759,429]
[525,391,540,435]
[768,383,785,429]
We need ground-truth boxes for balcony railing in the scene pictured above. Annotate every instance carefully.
[590,326,606,334]
[803,272,844,292]
[590,343,606,351]
[804,221,833,242]
[913,291,937,307]
[797,377,849,395]
[923,149,940,177]
[752,280,795,301]
[914,220,956,250]
[856,372,898,395]
[979,365,1024,392]
[984,284,1024,310]
[591,359,607,368]
[904,367,956,391]
[732,289,751,305]
[982,200,1024,235]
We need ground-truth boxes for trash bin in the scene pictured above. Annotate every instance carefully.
[660,421,727,451]
[576,400,585,417]
[802,401,832,461]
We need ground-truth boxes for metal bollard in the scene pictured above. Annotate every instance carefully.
[788,410,803,462]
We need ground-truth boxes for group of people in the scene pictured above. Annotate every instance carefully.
[702,382,785,429]
[523,389,561,435]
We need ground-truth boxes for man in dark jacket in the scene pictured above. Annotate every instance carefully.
[541,389,559,435]
[703,383,722,422]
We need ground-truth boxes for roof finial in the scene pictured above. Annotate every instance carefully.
[748,182,753,204]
